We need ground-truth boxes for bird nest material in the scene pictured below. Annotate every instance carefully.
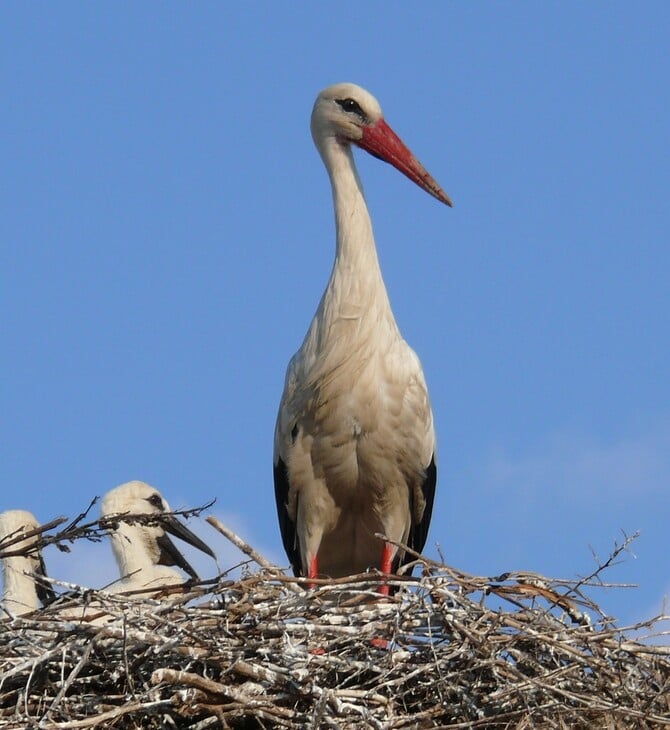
[1,513,669,729]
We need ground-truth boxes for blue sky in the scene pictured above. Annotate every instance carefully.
[2,4,668,633]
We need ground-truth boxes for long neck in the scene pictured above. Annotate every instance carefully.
[2,555,41,615]
[110,524,155,578]
[315,138,394,330]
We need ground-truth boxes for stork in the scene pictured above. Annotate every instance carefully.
[274,83,451,592]
[101,481,215,594]
[0,510,54,616]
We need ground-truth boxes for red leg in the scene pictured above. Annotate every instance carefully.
[371,544,393,647]
[380,543,394,574]
[307,555,318,589]
[307,554,326,654]
[378,542,395,596]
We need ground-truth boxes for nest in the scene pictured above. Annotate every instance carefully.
[1,513,669,729]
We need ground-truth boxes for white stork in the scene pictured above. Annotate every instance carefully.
[101,481,215,594]
[0,510,54,616]
[274,83,451,591]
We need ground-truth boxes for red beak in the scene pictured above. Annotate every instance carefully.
[356,119,453,207]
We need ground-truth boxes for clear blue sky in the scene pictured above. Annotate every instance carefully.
[2,4,668,633]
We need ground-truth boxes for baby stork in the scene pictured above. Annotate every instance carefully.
[0,510,54,616]
[101,481,215,594]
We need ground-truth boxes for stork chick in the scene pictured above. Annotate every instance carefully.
[101,481,215,594]
[0,510,54,616]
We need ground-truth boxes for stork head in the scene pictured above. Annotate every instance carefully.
[0,509,54,607]
[311,82,452,207]
[0,510,41,548]
[101,481,215,581]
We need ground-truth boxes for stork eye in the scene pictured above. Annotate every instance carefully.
[146,493,164,510]
[336,98,365,117]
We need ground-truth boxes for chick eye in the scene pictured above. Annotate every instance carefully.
[146,493,164,510]
[336,98,365,118]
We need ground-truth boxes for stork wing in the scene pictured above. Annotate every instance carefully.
[407,453,437,562]
[35,554,56,606]
[390,344,437,574]
[273,350,308,577]
[273,455,301,576]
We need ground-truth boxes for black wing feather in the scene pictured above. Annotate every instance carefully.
[35,554,56,606]
[400,453,437,573]
[273,456,302,576]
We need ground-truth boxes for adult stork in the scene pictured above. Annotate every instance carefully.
[0,510,54,616]
[101,481,215,594]
[274,83,451,592]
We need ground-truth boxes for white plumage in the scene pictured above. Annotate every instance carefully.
[274,83,451,589]
[0,510,53,616]
[101,481,215,594]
